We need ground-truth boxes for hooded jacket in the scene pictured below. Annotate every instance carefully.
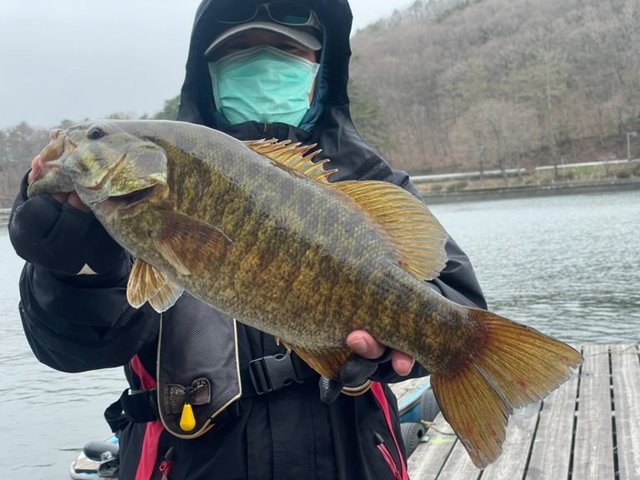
[10,1,487,479]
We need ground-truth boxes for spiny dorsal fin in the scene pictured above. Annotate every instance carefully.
[245,139,337,183]
[332,180,449,281]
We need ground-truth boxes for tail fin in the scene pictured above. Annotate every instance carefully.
[429,309,582,469]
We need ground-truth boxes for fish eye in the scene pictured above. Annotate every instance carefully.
[87,126,106,140]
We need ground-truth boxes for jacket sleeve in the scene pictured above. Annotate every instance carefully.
[18,264,159,372]
[10,174,159,372]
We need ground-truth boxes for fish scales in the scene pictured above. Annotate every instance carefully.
[115,125,408,348]
[28,119,582,468]
[152,124,429,349]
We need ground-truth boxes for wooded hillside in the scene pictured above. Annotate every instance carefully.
[349,0,640,173]
[2,0,639,206]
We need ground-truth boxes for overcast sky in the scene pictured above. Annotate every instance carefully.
[0,0,412,129]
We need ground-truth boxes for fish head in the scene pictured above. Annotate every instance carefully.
[28,121,169,217]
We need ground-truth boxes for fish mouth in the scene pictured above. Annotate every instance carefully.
[98,183,166,217]
[27,131,78,196]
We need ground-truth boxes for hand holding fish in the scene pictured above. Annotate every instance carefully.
[28,154,89,211]
[319,331,417,404]
[11,152,126,276]
[347,330,415,376]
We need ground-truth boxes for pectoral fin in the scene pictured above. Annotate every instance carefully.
[155,211,233,276]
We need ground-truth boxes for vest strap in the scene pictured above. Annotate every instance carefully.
[105,352,318,431]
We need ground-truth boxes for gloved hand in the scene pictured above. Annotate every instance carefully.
[9,172,129,279]
[319,331,416,404]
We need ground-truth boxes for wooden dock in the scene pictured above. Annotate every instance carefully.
[405,344,640,480]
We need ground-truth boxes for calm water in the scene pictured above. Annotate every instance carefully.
[1,189,639,478]
[430,190,640,343]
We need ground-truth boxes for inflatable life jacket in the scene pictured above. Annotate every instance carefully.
[106,293,317,438]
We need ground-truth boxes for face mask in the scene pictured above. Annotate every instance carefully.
[209,46,320,127]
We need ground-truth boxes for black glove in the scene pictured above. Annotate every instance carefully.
[9,174,129,279]
[318,350,392,404]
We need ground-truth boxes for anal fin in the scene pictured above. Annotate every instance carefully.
[289,345,353,380]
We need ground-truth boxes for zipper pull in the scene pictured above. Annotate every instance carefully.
[179,385,196,432]
[179,401,196,431]
[374,432,402,480]
[159,446,175,480]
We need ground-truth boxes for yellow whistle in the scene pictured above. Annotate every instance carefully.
[179,402,196,432]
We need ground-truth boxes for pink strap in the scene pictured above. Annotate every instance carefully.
[130,354,165,480]
[370,382,410,480]
[131,354,155,390]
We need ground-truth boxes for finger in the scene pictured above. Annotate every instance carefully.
[28,155,42,184]
[346,330,386,359]
[67,192,91,212]
[51,192,71,204]
[391,350,415,376]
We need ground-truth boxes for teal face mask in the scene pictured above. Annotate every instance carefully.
[208,46,320,127]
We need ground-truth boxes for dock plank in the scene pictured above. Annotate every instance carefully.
[525,370,579,480]
[436,439,481,480]
[405,344,637,480]
[611,344,640,480]
[481,402,540,480]
[571,344,615,480]
[406,414,457,480]
[390,377,430,404]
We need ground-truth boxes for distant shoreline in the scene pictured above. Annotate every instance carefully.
[1,179,638,229]
[416,178,640,204]
[0,178,640,228]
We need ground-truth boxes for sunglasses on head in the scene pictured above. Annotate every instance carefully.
[216,1,318,27]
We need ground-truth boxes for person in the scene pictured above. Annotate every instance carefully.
[9,1,487,478]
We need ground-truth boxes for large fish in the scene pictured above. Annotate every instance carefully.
[28,120,581,468]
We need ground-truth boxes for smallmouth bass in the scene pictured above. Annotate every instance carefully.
[28,120,582,468]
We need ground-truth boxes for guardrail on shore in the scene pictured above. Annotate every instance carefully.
[411,158,639,183]
[0,208,10,228]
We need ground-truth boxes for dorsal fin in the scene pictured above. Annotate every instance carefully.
[331,180,449,281]
[245,139,337,183]
[246,139,448,280]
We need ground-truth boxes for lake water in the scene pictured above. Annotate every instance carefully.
[1,189,639,478]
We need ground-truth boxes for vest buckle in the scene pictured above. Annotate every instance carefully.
[247,351,304,395]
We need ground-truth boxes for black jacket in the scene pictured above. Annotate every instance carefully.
[10,1,487,479]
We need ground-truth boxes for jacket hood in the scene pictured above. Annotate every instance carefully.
[178,0,395,182]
